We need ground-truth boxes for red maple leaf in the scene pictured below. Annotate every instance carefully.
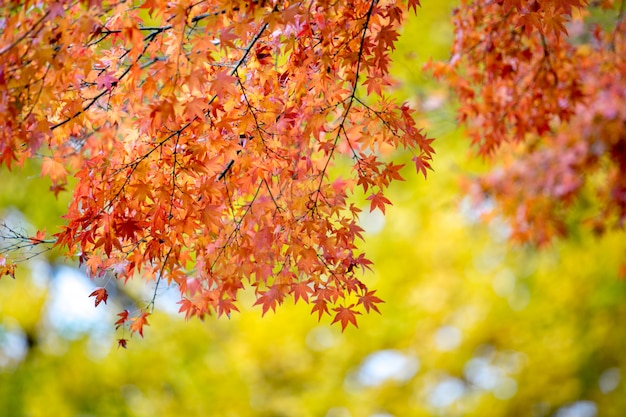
[49,183,66,197]
[88,287,108,307]
[115,309,130,329]
[96,72,118,91]
[412,154,432,180]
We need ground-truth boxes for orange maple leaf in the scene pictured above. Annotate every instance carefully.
[311,298,330,321]
[177,298,198,320]
[292,281,313,304]
[184,97,207,121]
[130,312,150,338]
[358,290,384,314]
[367,192,392,214]
[217,297,240,318]
[253,286,284,316]
[0,255,16,279]
[41,157,67,184]
[331,304,361,331]
[30,229,46,244]
[210,71,238,101]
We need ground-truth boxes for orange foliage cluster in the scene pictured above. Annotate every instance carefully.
[434,0,626,245]
[0,0,426,333]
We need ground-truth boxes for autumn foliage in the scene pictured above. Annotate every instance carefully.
[1,0,625,338]
[1,0,426,336]
[432,0,626,245]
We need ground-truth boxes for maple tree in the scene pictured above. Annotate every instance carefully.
[1,0,625,340]
[431,0,626,246]
[0,0,427,337]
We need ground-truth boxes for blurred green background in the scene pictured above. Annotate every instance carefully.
[1,2,625,416]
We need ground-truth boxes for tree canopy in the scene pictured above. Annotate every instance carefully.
[437,0,626,247]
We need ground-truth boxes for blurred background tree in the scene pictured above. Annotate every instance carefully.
[1,1,625,416]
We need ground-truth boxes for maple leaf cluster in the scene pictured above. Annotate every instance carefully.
[432,0,626,245]
[0,0,428,333]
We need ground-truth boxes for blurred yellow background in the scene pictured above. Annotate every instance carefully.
[1,2,625,416]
